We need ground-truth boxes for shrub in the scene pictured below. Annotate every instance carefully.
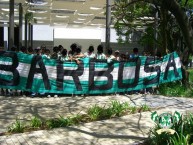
[8,119,25,133]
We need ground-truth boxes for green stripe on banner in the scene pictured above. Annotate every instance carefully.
[0,51,182,94]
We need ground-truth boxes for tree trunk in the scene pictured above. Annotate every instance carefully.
[160,6,167,55]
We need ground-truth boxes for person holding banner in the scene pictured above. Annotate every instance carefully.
[114,50,120,61]
[107,49,116,63]
[59,49,69,62]
[31,47,46,97]
[68,43,77,58]
[34,46,42,56]
[96,44,106,59]
[71,45,85,64]
[51,46,59,59]
[84,45,95,58]
[130,47,139,59]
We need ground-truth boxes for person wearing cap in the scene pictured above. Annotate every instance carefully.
[84,45,95,58]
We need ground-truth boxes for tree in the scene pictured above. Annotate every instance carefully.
[113,0,193,85]
[113,0,193,58]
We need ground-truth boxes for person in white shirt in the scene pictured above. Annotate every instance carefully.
[96,44,106,59]
[114,50,120,61]
[58,49,69,62]
[71,45,85,64]
[84,45,95,58]
[106,49,115,63]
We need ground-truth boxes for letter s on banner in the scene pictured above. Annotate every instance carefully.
[144,56,161,86]
[0,51,20,86]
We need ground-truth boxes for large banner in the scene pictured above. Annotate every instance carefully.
[0,51,182,94]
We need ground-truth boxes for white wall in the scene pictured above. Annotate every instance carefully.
[31,25,54,41]
[54,27,119,42]
[4,25,120,42]
[53,27,120,52]
[101,28,119,43]
[3,25,120,50]
[4,25,54,42]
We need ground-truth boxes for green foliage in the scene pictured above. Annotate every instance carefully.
[113,1,153,43]
[140,104,151,112]
[8,119,25,133]
[188,69,193,83]
[87,105,104,121]
[158,81,186,97]
[113,0,193,54]
[25,12,37,24]
[45,119,61,129]
[158,76,193,97]
[129,106,137,113]
[6,100,151,134]
[149,129,172,145]
[30,116,42,128]
[180,0,193,9]
[171,133,190,145]
[110,100,129,116]
[147,113,193,145]
[87,100,130,121]
[139,27,160,47]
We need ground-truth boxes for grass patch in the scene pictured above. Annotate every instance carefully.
[5,100,151,135]
[158,68,193,97]
[158,81,186,97]
[8,119,25,133]
[30,116,43,128]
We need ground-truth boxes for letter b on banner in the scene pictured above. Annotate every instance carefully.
[89,59,114,91]
[0,51,20,86]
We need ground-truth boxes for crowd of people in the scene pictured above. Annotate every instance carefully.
[0,43,160,97]
[8,43,142,62]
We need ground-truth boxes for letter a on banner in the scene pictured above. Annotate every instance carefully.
[26,55,51,90]
[164,53,179,80]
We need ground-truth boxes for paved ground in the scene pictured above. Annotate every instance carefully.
[0,94,193,145]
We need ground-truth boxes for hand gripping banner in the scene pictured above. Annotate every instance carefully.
[0,51,182,94]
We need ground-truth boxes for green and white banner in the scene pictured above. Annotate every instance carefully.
[0,51,182,94]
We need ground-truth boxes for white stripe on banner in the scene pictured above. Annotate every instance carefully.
[0,61,12,65]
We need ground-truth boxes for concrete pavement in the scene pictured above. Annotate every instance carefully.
[0,94,193,144]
